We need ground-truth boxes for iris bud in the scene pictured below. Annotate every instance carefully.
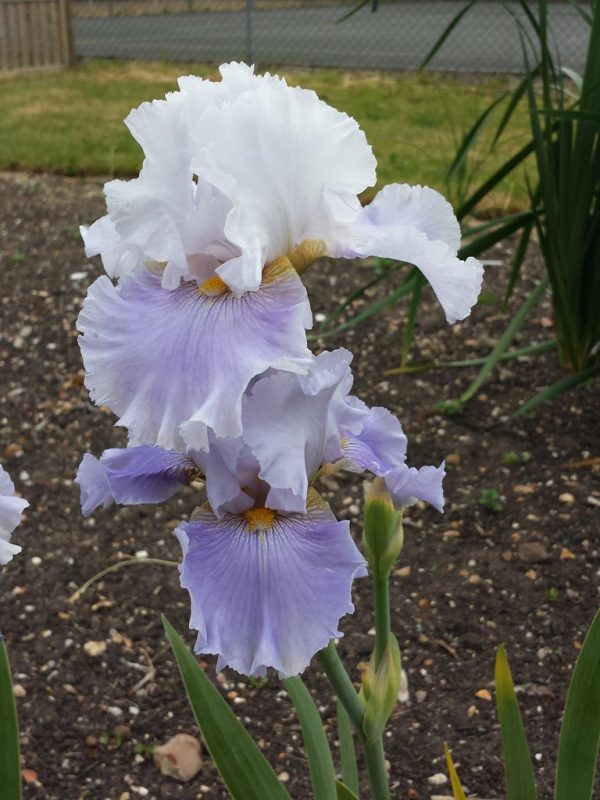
[363,477,403,577]
[360,634,402,741]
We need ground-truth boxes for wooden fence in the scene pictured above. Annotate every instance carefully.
[0,0,74,72]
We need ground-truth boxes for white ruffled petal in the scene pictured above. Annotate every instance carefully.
[343,184,483,323]
[81,216,144,281]
[0,465,28,566]
[191,79,377,292]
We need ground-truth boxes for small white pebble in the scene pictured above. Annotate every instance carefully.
[30,556,42,566]
[428,773,448,786]
[107,706,123,718]
[135,550,149,559]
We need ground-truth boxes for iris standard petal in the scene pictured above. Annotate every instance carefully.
[343,184,483,324]
[78,260,312,451]
[76,446,197,515]
[341,405,408,475]
[86,63,273,289]
[241,349,356,513]
[191,435,261,518]
[0,465,28,565]
[340,404,445,512]
[176,491,366,677]
[80,216,144,283]
[191,77,377,293]
[384,462,446,513]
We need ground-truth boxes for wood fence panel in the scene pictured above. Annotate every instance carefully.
[0,0,74,71]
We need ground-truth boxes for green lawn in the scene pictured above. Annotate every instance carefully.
[0,60,531,209]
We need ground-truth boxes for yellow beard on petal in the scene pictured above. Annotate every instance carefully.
[197,275,230,297]
[244,507,276,532]
[287,239,328,274]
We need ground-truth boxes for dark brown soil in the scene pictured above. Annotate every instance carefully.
[0,172,598,800]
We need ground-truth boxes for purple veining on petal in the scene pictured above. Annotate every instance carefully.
[78,261,312,452]
[76,446,197,516]
[176,492,366,677]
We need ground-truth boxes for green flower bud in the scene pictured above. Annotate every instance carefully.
[363,478,403,577]
[360,634,402,742]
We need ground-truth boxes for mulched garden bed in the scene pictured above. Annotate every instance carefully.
[0,171,598,800]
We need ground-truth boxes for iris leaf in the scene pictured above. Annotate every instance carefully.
[495,645,537,800]
[283,676,337,800]
[555,607,600,800]
[163,617,291,800]
[336,698,360,797]
[444,743,467,800]
[336,780,360,800]
[0,638,21,800]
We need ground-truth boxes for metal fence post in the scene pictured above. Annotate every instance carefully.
[246,0,253,65]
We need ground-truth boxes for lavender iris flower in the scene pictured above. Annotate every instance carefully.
[0,464,28,565]
[76,350,443,676]
[78,62,483,453]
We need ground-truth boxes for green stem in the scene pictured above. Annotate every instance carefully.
[363,738,390,800]
[318,642,391,800]
[373,574,391,668]
[318,642,364,730]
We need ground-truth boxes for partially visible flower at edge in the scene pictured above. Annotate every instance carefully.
[0,464,28,566]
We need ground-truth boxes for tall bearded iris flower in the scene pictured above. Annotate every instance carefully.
[76,350,443,676]
[0,465,28,565]
[78,63,483,451]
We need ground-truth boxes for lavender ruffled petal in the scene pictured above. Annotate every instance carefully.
[384,462,445,513]
[241,349,356,513]
[176,492,366,677]
[78,261,312,451]
[76,446,196,515]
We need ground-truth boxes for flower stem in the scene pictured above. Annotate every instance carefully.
[318,641,391,799]
[373,573,391,668]
[318,641,364,730]
[364,737,390,800]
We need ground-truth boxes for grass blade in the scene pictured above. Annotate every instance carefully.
[444,743,467,800]
[555,607,600,800]
[495,645,537,800]
[163,617,291,800]
[459,209,535,261]
[0,638,21,800]
[456,137,536,220]
[446,339,556,368]
[420,0,479,69]
[336,699,359,797]
[336,0,370,23]
[335,780,359,800]
[446,90,510,184]
[400,276,424,367]
[385,340,556,376]
[456,277,549,405]
[310,271,419,341]
[314,271,388,331]
[516,364,600,416]
[503,209,535,306]
[283,676,337,800]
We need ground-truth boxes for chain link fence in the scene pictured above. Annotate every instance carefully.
[71,0,590,73]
